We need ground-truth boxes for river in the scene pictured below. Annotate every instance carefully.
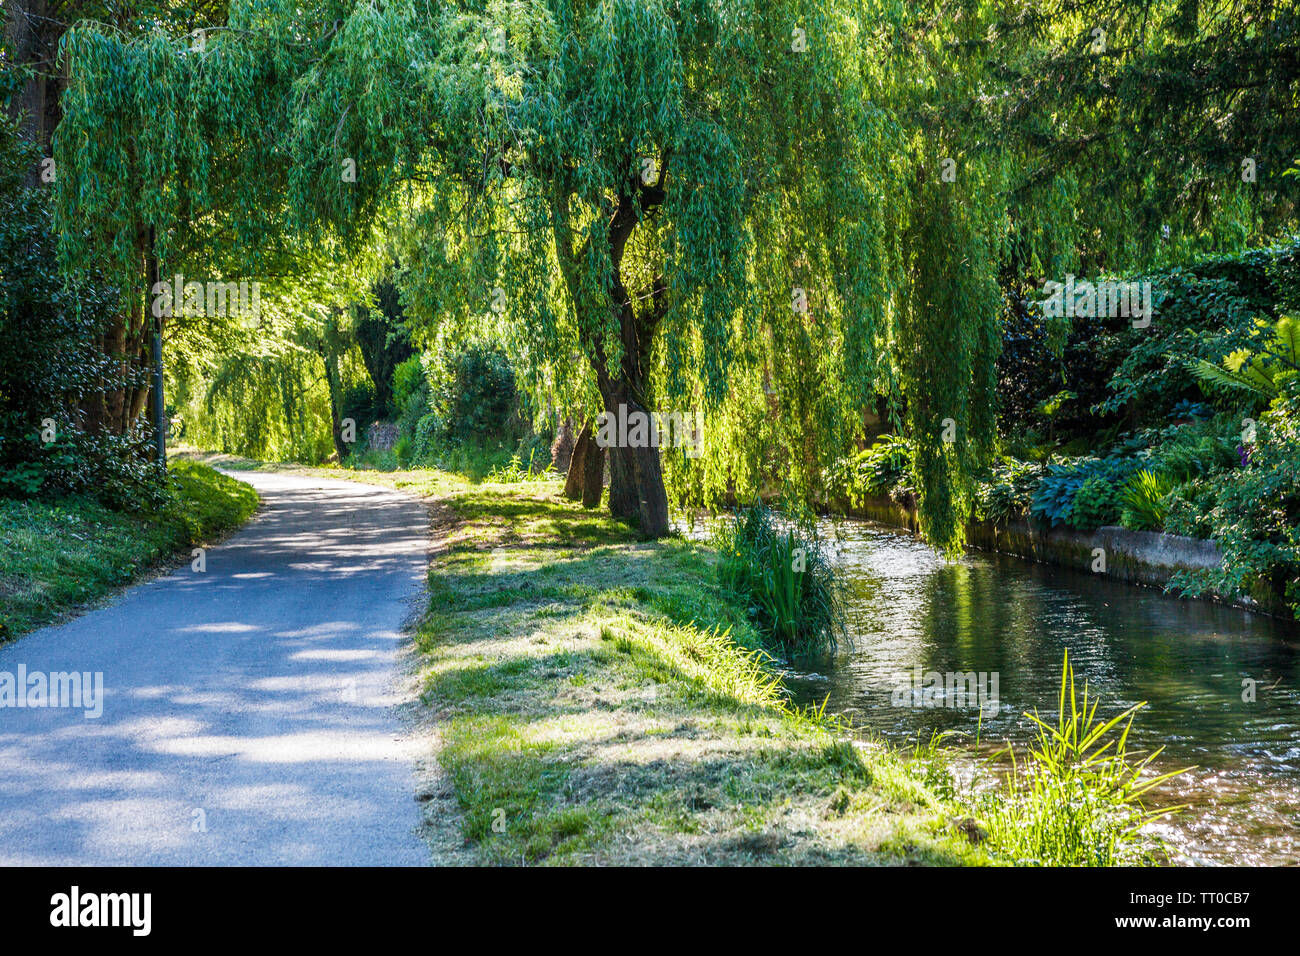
[779,519,1300,866]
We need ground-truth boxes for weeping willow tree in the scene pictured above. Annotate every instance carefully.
[166,279,374,463]
[53,3,378,457]
[50,0,1019,548]
[272,0,1011,544]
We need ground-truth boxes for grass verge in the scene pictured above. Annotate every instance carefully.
[0,460,258,640]
[408,478,993,865]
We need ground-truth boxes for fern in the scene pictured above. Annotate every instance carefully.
[1188,314,1300,403]
[1119,469,1176,531]
[1189,356,1277,400]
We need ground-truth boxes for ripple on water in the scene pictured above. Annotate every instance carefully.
[781,517,1300,866]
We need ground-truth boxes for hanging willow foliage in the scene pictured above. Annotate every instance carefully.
[52,0,1014,551]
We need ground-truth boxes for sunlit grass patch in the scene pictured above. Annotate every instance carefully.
[0,461,257,640]
[412,484,996,865]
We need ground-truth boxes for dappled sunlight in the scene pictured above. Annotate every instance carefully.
[414,490,986,865]
[0,471,430,865]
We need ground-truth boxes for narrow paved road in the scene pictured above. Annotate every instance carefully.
[0,470,430,865]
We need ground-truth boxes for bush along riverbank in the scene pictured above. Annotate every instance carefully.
[0,460,259,640]
[388,473,1184,866]
[824,243,1300,624]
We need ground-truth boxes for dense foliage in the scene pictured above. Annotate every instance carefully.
[714,501,847,656]
[427,345,520,447]
[834,239,1300,619]
[7,0,1300,588]
[0,116,169,509]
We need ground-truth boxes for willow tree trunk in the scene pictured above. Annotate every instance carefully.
[565,420,604,505]
[564,422,590,500]
[595,378,668,535]
[581,427,605,510]
[323,351,348,462]
[552,175,672,538]
[319,315,349,462]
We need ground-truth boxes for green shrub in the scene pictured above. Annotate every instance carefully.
[1119,469,1176,531]
[339,381,382,433]
[974,457,1041,524]
[1150,432,1238,482]
[978,651,1188,866]
[1094,266,1275,424]
[1070,475,1122,530]
[1163,477,1217,540]
[0,116,167,510]
[393,357,431,442]
[412,412,443,461]
[1030,462,1089,528]
[430,345,520,445]
[713,502,847,656]
[0,422,170,512]
[828,434,915,503]
[391,356,426,410]
[1031,457,1140,529]
[1168,380,1300,618]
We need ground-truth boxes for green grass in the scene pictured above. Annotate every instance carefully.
[410,479,994,866]
[0,460,258,640]
[344,439,535,483]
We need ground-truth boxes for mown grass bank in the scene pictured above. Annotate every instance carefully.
[383,475,989,865]
[0,460,258,640]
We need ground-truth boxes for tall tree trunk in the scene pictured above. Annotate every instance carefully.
[588,277,670,536]
[4,0,56,185]
[564,421,591,500]
[551,173,672,537]
[606,440,638,520]
[581,426,605,509]
[595,379,668,533]
[319,314,349,461]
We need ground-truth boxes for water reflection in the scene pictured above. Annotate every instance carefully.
[782,521,1300,865]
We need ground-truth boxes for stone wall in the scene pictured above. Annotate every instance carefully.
[843,495,1292,621]
[366,421,399,451]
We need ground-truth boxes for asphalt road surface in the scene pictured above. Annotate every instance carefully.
[0,470,430,865]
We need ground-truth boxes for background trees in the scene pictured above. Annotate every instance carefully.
[5,0,1298,557]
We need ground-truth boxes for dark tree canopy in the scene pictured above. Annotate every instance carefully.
[47,0,1299,547]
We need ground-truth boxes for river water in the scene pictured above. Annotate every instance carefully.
[778,519,1300,866]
